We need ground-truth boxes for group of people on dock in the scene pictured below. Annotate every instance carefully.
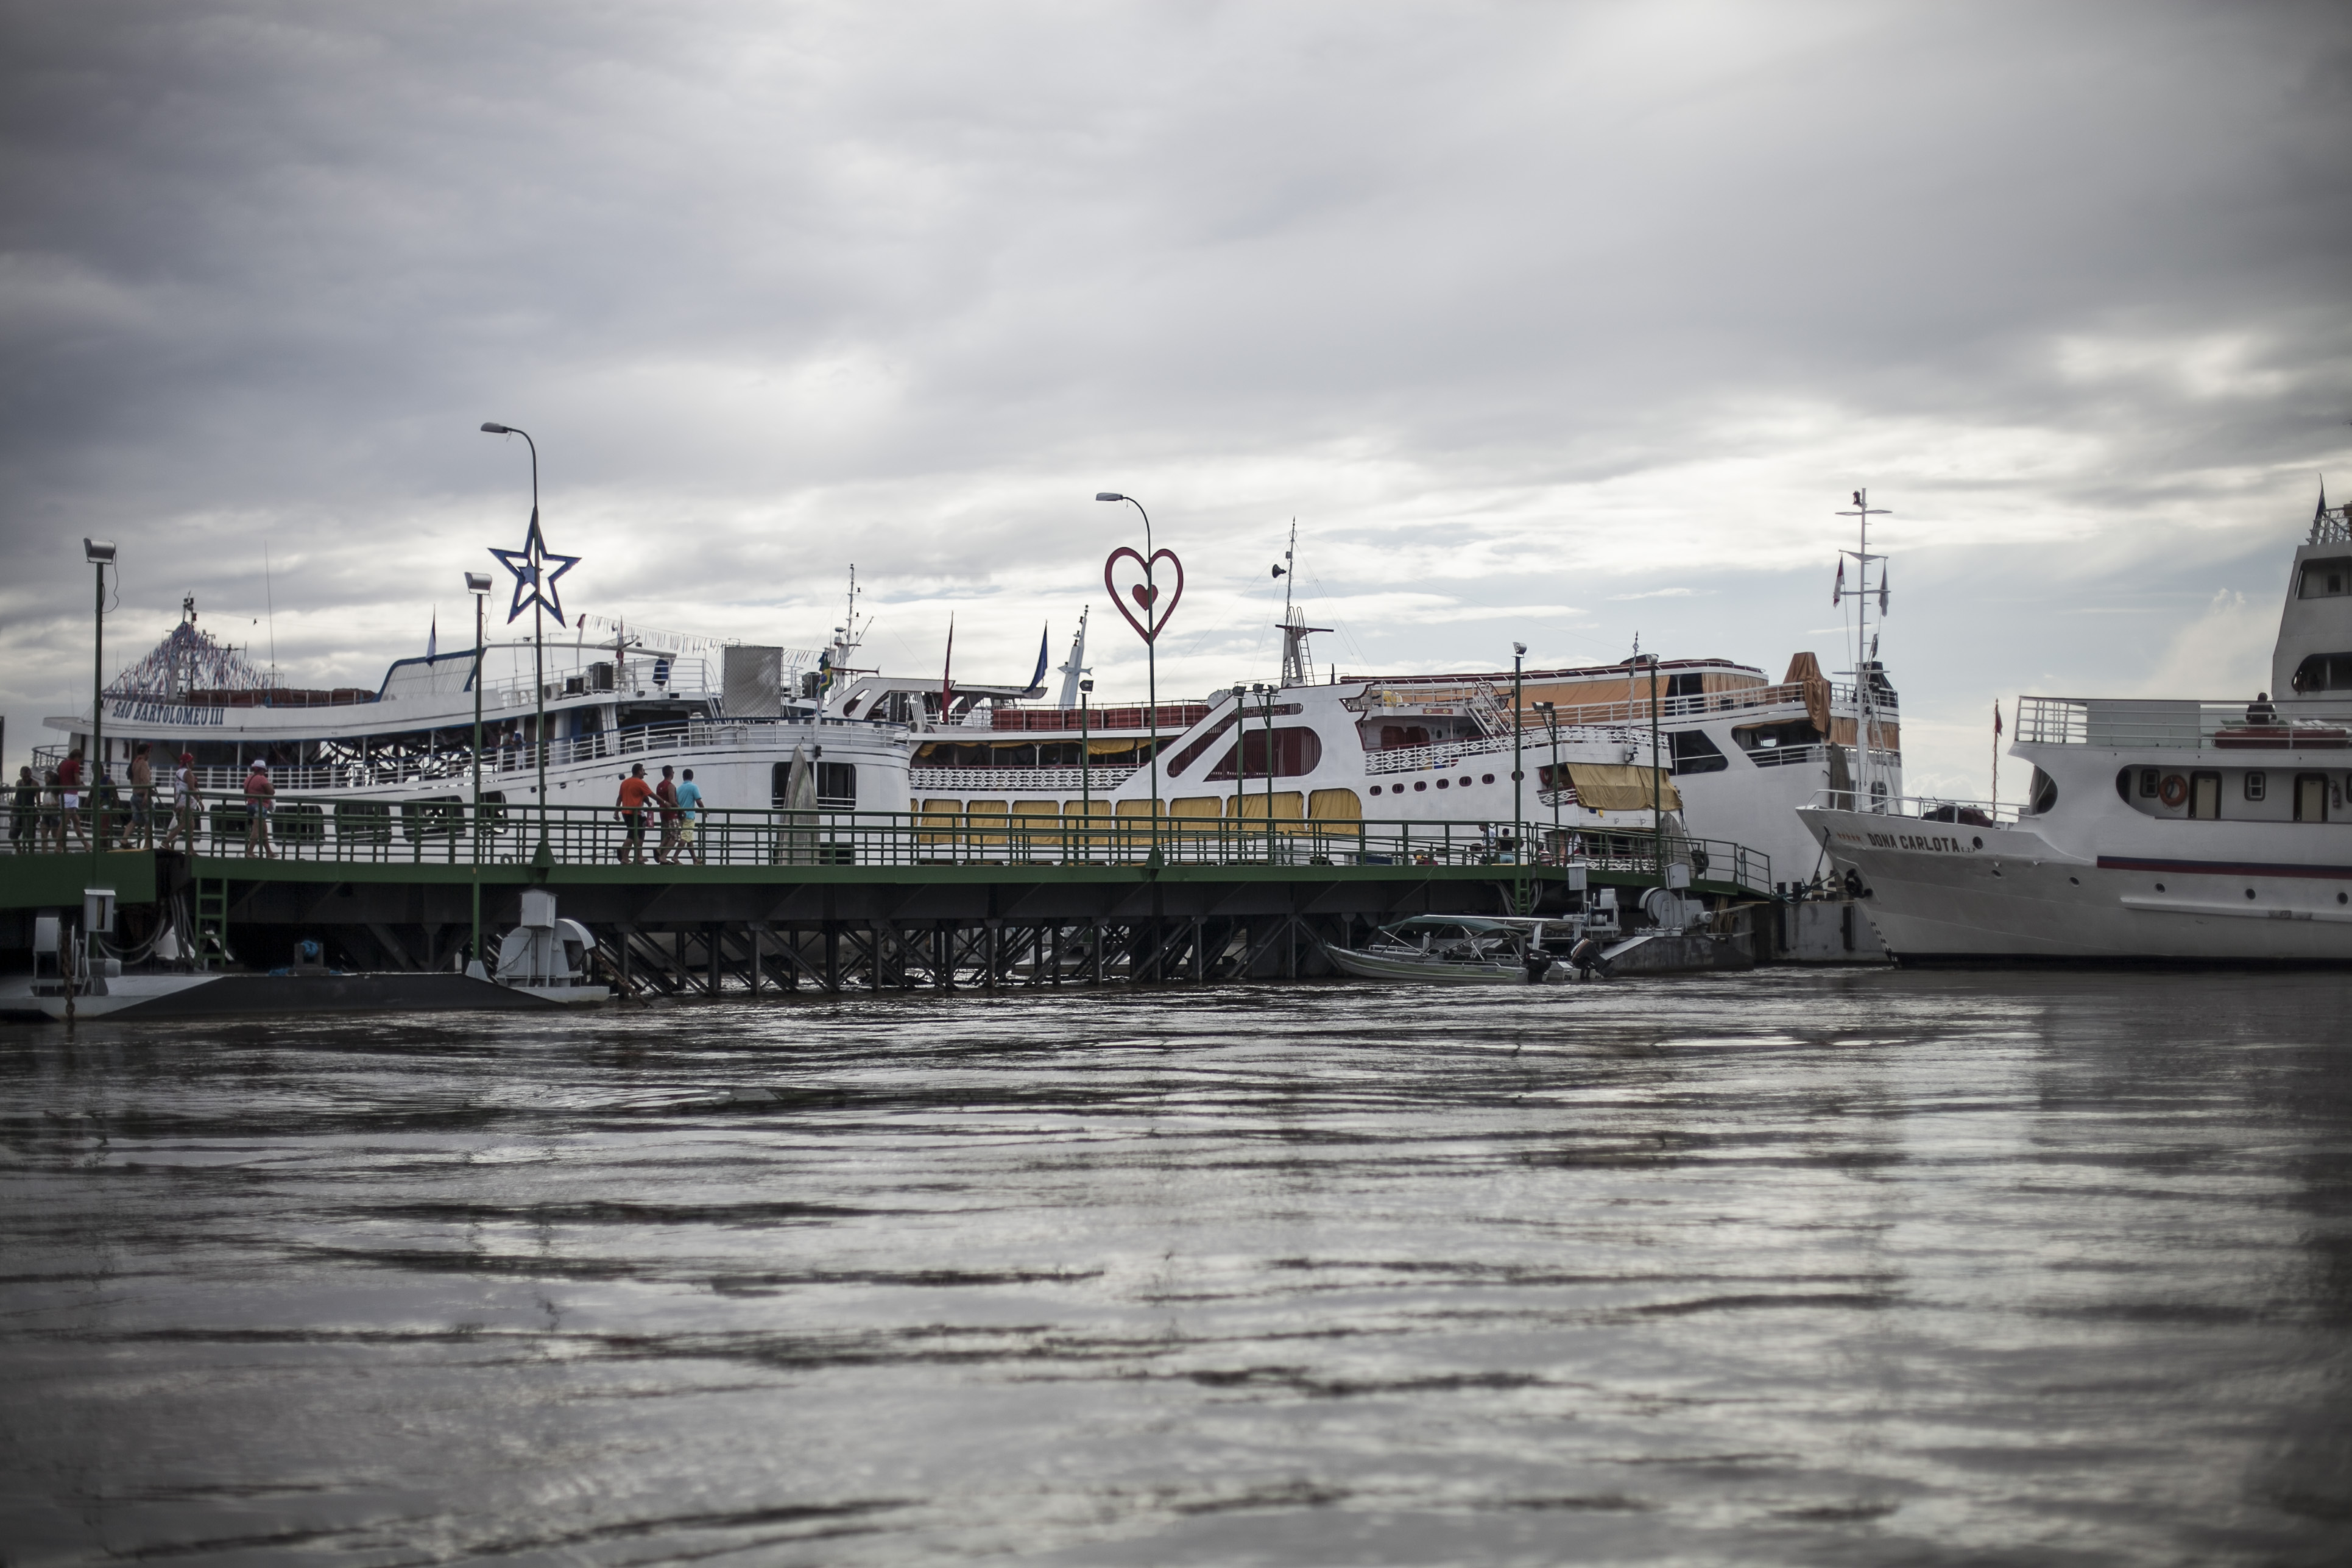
[8,747,282,858]
[614,762,702,864]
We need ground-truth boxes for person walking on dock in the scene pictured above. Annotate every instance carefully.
[242,760,276,858]
[170,753,202,854]
[124,744,154,849]
[56,749,87,852]
[676,768,704,864]
[654,765,682,864]
[615,764,654,864]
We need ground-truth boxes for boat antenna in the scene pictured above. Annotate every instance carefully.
[263,542,278,684]
[1836,488,1891,813]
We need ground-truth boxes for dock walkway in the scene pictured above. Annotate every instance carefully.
[2,800,1768,995]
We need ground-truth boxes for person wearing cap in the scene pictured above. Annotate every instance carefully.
[171,752,202,853]
[243,758,277,858]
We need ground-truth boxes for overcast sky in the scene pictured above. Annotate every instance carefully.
[4,0,2348,801]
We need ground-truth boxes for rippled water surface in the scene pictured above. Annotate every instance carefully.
[4,970,2351,1565]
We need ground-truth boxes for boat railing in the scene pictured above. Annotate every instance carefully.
[0,796,1769,891]
[1801,789,2027,826]
[1359,678,1897,730]
[2015,695,2352,752]
[1365,726,1647,776]
[35,716,905,798]
[909,766,1143,794]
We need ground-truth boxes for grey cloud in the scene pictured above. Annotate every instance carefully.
[2,1,2349,796]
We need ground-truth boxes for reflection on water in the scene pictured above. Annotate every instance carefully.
[4,971,2350,1564]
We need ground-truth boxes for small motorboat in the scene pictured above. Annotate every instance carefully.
[1321,914,1581,985]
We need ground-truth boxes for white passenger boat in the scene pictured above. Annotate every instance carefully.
[817,590,1841,889]
[1798,494,2352,963]
[40,598,916,830]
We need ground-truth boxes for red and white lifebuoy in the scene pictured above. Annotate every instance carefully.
[2159,774,2189,808]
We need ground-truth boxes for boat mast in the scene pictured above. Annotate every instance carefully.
[1273,520,1328,688]
[1837,489,1891,811]
[1055,607,1091,709]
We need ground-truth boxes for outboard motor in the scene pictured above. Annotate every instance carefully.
[1569,934,1612,980]
[1523,947,1555,985]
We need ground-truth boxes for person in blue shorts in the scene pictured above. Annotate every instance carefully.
[676,768,705,864]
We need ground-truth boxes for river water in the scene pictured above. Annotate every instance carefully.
[2,970,2349,1565]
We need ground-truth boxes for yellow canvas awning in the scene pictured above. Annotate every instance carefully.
[1562,763,1681,813]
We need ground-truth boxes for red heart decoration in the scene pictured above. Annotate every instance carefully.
[1104,546,1184,645]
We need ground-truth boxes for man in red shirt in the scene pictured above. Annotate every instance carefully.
[615,764,655,864]
[654,765,682,864]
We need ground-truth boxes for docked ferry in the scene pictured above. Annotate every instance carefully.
[41,599,915,825]
[1798,493,2352,962]
[825,608,1895,883]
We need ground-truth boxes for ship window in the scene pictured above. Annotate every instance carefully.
[2297,558,2352,598]
[1206,727,1323,781]
[1669,730,1729,775]
[1164,712,1241,777]
[2027,768,2058,816]
[2291,652,2352,694]
[2244,771,2266,802]
[817,762,856,808]
[2139,768,2160,799]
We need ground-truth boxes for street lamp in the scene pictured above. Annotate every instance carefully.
[481,421,551,855]
[1511,643,1526,879]
[1096,492,1160,861]
[1078,677,1095,857]
[1533,700,1561,856]
[464,569,492,978]
[1630,650,1665,886]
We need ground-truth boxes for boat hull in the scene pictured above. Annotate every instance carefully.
[0,971,594,1022]
[1320,943,1561,984]
[1799,805,2352,964]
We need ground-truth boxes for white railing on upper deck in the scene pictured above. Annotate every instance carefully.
[909,766,1141,794]
[1366,726,1648,775]
[31,716,897,797]
[1802,790,2026,825]
[1354,677,1895,730]
[2016,696,2352,752]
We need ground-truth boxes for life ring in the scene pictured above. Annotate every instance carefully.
[2158,774,2188,808]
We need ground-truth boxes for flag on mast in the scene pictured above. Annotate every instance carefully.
[426,610,437,659]
[1994,701,2003,740]
[1878,564,1888,615]
[1832,559,1845,606]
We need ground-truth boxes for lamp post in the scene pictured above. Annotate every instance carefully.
[1095,492,1160,862]
[1252,682,1276,861]
[1631,650,1664,886]
[83,538,116,992]
[1534,700,1560,855]
[1078,677,1093,858]
[1511,641,1526,856]
[465,570,492,977]
[481,422,554,857]
[1227,684,1246,858]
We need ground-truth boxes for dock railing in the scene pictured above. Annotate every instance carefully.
[0,796,1771,892]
